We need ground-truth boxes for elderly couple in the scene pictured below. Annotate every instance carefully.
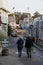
[16,35,35,58]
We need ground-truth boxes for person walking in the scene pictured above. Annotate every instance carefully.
[16,37,24,57]
[25,36,34,58]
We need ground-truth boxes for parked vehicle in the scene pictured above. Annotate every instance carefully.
[16,29,26,35]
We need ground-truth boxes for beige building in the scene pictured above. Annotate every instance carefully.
[8,13,16,29]
[0,0,10,36]
[19,13,32,27]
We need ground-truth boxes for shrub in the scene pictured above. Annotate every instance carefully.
[0,30,6,41]
[8,24,12,36]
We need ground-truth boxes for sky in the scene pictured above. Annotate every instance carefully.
[7,0,43,15]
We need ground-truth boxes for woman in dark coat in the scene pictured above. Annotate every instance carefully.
[17,37,24,57]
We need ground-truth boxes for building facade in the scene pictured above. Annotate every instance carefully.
[8,13,16,29]
[33,15,43,48]
[19,13,32,27]
[0,0,9,36]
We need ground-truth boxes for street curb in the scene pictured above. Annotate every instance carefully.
[34,44,43,52]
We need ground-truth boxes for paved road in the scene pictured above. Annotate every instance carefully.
[0,37,43,65]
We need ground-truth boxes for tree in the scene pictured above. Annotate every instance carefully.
[32,11,41,19]
[20,13,28,20]
[15,12,21,24]
[0,30,6,41]
[8,24,12,36]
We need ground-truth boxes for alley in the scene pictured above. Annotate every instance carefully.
[0,37,43,65]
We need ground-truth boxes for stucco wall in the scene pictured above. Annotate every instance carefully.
[0,0,10,11]
[1,10,8,24]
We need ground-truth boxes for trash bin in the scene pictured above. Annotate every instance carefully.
[2,39,9,56]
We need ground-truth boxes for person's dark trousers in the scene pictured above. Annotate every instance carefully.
[26,48,31,58]
[18,48,22,57]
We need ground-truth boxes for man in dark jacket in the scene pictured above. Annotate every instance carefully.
[25,36,34,58]
[17,37,24,57]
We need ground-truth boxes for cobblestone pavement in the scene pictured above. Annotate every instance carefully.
[0,37,43,65]
[0,47,43,65]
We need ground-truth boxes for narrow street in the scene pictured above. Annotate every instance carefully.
[0,37,43,65]
[0,0,43,65]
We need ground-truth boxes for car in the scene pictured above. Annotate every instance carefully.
[16,29,26,35]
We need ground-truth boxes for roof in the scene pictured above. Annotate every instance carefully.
[0,0,10,13]
[8,13,14,16]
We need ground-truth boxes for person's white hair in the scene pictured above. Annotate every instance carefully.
[28,34,31,37]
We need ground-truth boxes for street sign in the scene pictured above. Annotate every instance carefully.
[29,25,34,29]
[2,39,8,48]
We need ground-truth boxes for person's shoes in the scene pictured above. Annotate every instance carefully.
[30,55,32,58]
[28,56,29,58]
[18,55,21,57]
[28,55,29,58]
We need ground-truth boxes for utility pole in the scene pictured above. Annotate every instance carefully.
[27,7,32,36]
[12,7,16,29]
[12,7,15,13]
[27,7,31,35]
[28,7,30,26]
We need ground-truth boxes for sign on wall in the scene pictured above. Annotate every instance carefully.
[2,39,8,48]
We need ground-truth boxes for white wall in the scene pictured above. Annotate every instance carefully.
[0,9,8,36]
[8,15,15,23]
[0,0,10,12]
[1,10,8,24]
[33,15,43,40]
